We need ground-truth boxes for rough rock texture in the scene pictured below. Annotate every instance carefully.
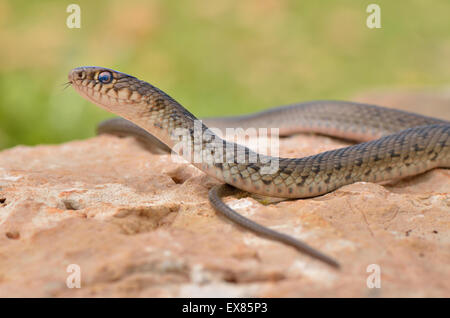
[0,92,449,297]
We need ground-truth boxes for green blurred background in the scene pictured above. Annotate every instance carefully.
[0,0,449,149]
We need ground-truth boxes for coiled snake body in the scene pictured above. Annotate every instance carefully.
[69,66,450,268]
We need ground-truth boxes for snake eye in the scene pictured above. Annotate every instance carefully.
[98,71,113,84]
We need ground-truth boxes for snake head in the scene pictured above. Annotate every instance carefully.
[68,66,154,117]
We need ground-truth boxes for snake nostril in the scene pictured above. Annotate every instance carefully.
[69,70,85,83]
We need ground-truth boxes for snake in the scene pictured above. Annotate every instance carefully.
[68,66,450,268]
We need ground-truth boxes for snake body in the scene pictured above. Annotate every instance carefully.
[69,66,450,268]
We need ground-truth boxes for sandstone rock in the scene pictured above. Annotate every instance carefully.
[0,97,449,297]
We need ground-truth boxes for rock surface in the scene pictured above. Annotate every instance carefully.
[0,92,449,297]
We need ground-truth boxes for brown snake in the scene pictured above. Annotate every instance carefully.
[69,66,450,268]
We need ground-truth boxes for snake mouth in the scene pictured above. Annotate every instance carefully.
[68,67,116,110]
[68,66,154,126]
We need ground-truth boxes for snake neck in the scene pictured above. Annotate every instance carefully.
[135,96,273,169]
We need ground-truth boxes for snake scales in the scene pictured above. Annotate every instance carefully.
[69,66,450,268]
